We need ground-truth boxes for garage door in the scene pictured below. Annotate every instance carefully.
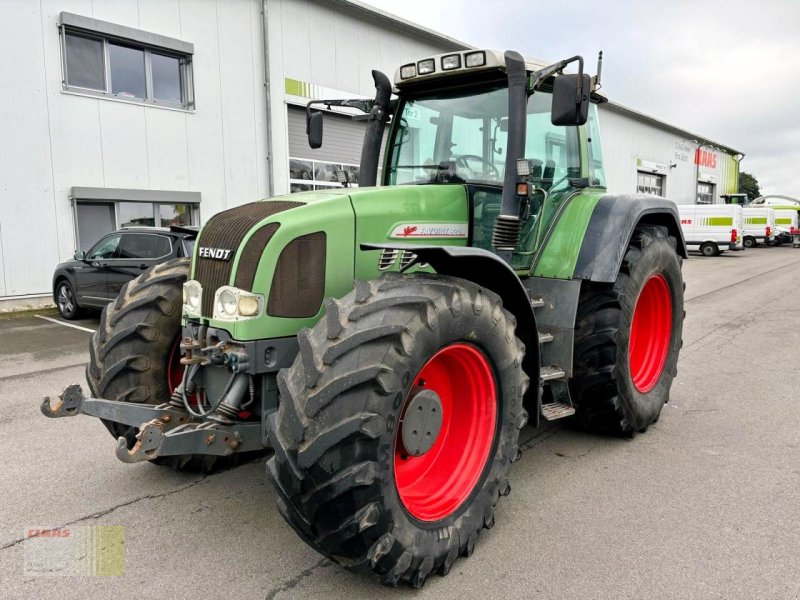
[287,106,385,192]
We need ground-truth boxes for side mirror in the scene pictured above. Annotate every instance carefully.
[551,73,590,126]
[307,110,323,149]
[73,251,86,261]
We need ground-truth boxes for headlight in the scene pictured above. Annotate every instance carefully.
[237,295,261,317]
[218,289,237,316]
[183,280,202,315]
[465,51,486,68]
[441,54,461,71]
[400,64,416,79]
[213,286,264,321]
[417,59,435,75]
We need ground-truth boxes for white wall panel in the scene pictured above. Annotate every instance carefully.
[308,3,337,88]
[0,1,59,296]
[179,0,227,222]
[333,11,361,95]
[145,109,190,190]
[377,25,403,76]
[279,0,311,83]
[137,0,182,39]
[216,0,261,208]
[99,102,150,189]
[90,0,139,27]
[355,21,381,95]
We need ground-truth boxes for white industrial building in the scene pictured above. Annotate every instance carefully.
[0,0,743,309]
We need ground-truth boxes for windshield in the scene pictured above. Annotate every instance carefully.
[387,84,580,190]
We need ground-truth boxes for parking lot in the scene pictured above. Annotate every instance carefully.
[1,246,799,599]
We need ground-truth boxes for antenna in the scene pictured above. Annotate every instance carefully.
[596,51,603,89]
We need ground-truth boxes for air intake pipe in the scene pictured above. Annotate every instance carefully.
[492,51,528,261]
[359,70,392,187]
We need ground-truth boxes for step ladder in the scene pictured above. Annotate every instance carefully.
[532,294,575,421]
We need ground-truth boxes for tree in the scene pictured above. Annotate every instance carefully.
[739,171,761,201]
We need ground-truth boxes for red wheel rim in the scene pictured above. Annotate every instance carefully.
[629,274,672,393]
[394,343,497,522]
[167,336,184,394]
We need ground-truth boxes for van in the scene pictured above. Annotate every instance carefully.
[677,204,743,256]
[742,207,777,248]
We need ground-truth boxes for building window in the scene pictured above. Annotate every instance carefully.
[289,158,360,193]
[60,15,193,109]
[697,182,715,204]
[637,172,665,197]
[75,201,197,251]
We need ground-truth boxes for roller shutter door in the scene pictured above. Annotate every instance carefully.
[287,105,385,191]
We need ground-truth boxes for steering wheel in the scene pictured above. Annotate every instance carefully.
[455,155,500,179]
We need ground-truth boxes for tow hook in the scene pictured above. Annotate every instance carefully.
[40,384,83,418]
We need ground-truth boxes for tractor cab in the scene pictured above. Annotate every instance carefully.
[307,49,607,269]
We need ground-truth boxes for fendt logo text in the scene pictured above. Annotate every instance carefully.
[198,247,233,261]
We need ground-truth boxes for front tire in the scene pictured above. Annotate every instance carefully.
[86,259,228,471]
[570,225,684,436]
[267,274,528,587]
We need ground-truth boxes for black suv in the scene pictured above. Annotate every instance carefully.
[53,226,197,320]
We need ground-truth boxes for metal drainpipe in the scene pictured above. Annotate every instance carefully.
[733,152,745,194]
[261,0,274,197]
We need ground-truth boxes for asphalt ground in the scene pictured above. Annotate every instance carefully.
[1,245,799,599]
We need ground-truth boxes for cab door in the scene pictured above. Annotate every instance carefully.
[107,233,174,299]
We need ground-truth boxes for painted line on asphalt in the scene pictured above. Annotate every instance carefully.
[35,315,96,333]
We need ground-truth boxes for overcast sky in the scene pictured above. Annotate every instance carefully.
[362,0,800,196]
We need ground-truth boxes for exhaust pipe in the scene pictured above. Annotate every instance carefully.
[492,51,528,260]
[359,70,392,187]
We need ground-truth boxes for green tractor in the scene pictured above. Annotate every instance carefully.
[43,49,686,587]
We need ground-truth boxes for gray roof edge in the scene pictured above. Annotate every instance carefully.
[602,101,744,156]
[321,0,473,51]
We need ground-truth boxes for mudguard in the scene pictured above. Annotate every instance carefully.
[573,194,688,283]
[360,243,540,406]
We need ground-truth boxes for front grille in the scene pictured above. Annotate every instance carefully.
[194,201,301,317]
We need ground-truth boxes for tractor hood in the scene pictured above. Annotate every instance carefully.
[188,184,470,340]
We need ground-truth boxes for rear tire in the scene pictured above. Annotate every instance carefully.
[86,258,232,471]
[743,236,757,248]
[267,274,528,587]
[570,225,684,436]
